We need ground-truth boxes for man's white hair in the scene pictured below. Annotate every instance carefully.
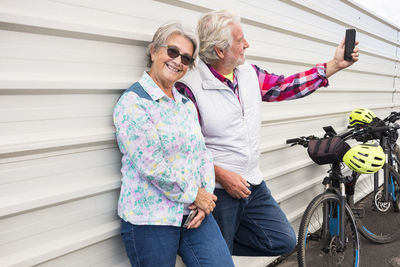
[197,10,241,64]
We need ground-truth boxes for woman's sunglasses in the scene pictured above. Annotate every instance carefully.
[160,45,194,66]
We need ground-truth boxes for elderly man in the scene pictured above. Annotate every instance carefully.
[177,10,359,256]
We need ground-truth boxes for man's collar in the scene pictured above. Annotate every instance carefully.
[206,64,236,88]
[207,65,228,83]
[196,60,234,90]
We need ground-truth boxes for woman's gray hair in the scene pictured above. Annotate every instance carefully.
[146,22,198,69]
[197,10,241,64]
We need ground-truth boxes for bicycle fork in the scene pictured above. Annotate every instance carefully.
[376,147,394,203]
[339,179,347,251]
[384,146,390,202]
[322,176,347,252]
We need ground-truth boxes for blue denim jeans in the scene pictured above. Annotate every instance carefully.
[121,214,234,267]
[212,181,296,256]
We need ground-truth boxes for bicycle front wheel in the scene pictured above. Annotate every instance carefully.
[352,166,400,243]
[298,193,360,267]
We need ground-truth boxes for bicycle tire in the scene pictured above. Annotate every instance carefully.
[353,166,400,243]
[392,173,400,212]
[298,193,360,267]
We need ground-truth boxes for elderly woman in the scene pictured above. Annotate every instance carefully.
[113,22,234,267]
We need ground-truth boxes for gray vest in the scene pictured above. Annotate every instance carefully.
[180,60,263,186]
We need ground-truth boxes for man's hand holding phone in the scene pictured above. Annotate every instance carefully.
[326,29,359,78]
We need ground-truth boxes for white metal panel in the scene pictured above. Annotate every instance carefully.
[36,236,130,267]
[0,0,399,266]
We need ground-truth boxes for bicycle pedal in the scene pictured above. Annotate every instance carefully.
[351,208,365,218]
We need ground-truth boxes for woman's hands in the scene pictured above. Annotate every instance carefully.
[194,188,217,215]
[186,204,206,229]
[186,188,217,229]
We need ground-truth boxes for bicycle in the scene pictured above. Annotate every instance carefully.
[286,126,363,267]
[346,111,400,243]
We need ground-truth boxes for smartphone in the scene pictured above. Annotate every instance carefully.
[183,209,198,228]
[344,29,356,61]
[323,126,337,136]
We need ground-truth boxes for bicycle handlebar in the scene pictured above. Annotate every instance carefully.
[286,138,302,144]
[285,135,316,147]
[286,112,400,147]
[361,124,400,134]
[370,125,391,133]
[286,125,397,146]
[383,112,400,123]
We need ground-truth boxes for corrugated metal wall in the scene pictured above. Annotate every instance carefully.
[0,0,398,266]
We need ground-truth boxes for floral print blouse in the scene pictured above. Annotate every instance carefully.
[113,72,215,226]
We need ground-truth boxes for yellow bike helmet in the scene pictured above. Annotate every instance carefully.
[349,108,376,126]
[343,142,385,174]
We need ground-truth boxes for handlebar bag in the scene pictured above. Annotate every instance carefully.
[307,136,350,165]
